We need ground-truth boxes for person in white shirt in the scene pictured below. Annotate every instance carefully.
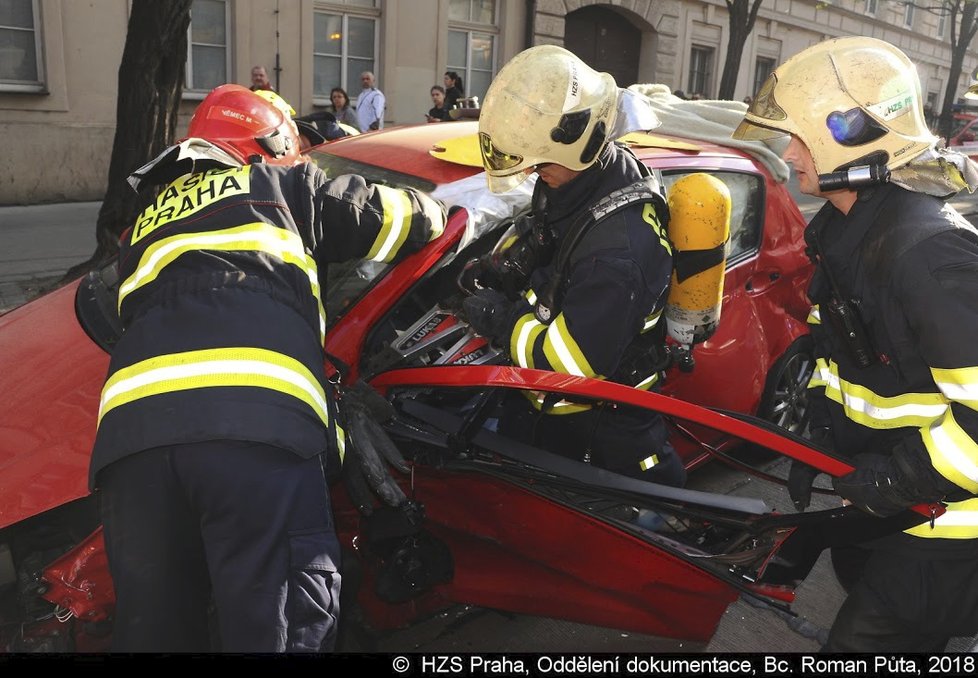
[356,71,386,132]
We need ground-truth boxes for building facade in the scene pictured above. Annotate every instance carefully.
[1,0,976,204]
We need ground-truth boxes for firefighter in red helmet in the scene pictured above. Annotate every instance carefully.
[91,84,445,651]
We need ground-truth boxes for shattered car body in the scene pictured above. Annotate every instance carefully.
[0,121,940,650]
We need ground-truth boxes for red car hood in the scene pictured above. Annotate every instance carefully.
[0,280,104,529]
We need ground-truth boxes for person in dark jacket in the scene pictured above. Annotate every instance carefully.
[461,45,685,487]
[734,36,978,652]
[92,84,445,652]
[443,71,464,112]
[426,85,451,122]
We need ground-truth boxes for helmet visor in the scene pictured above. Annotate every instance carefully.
[485,168,532,194]
[732,118,789,141]
[747,72,788,123]
[479,132,524,172]
[732,72,792,141]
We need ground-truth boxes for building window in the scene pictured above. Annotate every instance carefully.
[904,2,915,28]
[0,0,42,90]
[864,0,878,15]
[449,0,495,23]
[447,0,496,101]
[186,0,229,93]
[313,10,377,101]
[447,30,495,101]
[688,45,714,98]
[938,9,947,38]
[753,57,775,97]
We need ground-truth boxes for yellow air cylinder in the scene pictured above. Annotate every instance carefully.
[664,173,731,346]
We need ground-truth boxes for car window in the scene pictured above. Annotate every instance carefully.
[309,151,437,193]
[660,170,764,266]
[308,152,437,326]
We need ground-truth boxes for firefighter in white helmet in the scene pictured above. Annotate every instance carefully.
[736,36,978,651]
[460,45,687,487]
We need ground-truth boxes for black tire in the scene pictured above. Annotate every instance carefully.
[757,335,814,435]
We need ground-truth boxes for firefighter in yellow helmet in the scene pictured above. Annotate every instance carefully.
[736,36,978,651]
[460,45,687,487]
[91,84,445,651]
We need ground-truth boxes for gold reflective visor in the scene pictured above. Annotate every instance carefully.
[748,73,787,122]
[732,72,790,141]
[479,132,524,172]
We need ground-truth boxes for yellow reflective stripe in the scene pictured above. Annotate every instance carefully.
[635,373,660,390]
[932,365,978,413]
[512,312,545,369]
[98,347,327,427]
[811,358,948,429]
[642,310,662,333]
[904,498,978,539]
[335,423,346,465]
[808,305,821,325]
[542,314,598,378]
[117,222,326,343]
[367,185,414,263]
[522,390,592,415]
[525,289,538,305]
[642,203,671,254]
[639,454,659,471]
[922,407,978,494]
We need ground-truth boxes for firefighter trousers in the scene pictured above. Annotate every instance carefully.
[823,544,978,652]
[99,440,341,652]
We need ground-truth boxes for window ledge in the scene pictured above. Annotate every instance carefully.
[0,83,48,94]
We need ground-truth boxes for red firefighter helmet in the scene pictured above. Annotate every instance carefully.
[186,84,301,166]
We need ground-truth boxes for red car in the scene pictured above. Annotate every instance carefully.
[0,121,938,651]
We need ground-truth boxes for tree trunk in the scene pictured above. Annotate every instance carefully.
[718,0,764,100]
[939,0,978,141]
[68,0,193,279]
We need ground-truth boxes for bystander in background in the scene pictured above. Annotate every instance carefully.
[250,65,274,92]
[426,85,451,122]
[356,71,386,132]
[443,71,464,111]
[329,87,359,128]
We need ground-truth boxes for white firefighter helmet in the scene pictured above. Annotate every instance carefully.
[733,36,937,176]
[478,45,620,193]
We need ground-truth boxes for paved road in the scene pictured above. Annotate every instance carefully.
[2,181,978,653]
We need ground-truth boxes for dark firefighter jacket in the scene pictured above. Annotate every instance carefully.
[89,160,443,488]
[505,142,673,414]
[806,182,978,545]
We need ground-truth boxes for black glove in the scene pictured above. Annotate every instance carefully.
[787,426,832,511]
[788,461,821,512]
[462,288,519,343]
[341,381,410,508]
[832,453,918,518]
[457,256,502,295]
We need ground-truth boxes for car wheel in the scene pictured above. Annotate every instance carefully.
[757,335,814,435]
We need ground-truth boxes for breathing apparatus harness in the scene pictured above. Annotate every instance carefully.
[806,159,892,368]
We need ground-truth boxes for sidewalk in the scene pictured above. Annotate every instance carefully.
[0,201,99,313]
